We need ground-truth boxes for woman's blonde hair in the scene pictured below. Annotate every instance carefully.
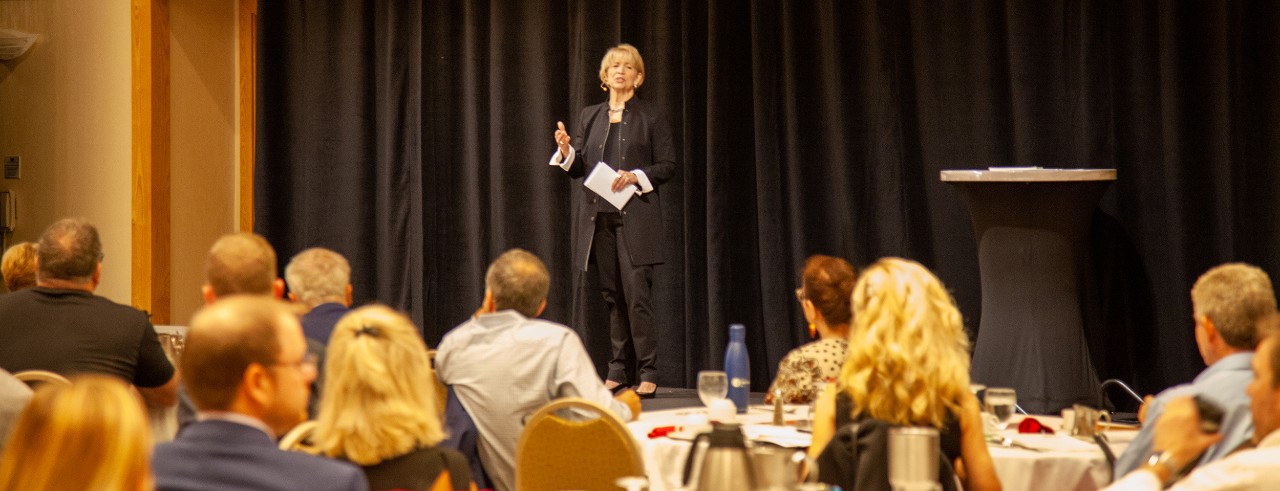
[1,242,38,292]
[315,305,445,465]
[0,375,153,491]
[598,43,645,87]
[839,258,972,428]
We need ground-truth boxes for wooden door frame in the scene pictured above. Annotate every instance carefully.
[132,0,257,322]
[238,0,257,233]
[131,0,171,323]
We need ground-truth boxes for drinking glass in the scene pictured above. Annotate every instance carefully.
[615,476,649,491]
[697,370,729,408]
[984,388,1017,430]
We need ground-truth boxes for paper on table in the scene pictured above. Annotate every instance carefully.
[1001,434,1100,452]
[744,424,812,448]
[585,161,637,210]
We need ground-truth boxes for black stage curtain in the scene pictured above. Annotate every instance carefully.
[256,0,1280,398]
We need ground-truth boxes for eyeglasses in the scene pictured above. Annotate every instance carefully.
[273,353,319,372]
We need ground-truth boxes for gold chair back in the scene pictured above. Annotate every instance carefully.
[515,397,644,491]
[13,369,71,389]
[278,420,320,453]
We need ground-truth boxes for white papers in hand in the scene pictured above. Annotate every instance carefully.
[584,161,637,210]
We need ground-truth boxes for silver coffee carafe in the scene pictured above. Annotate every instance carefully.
[681,422,757,491]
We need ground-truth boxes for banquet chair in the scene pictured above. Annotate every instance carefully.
[515,397,644,491]
[13,369,71,389]
[278,420,320,454]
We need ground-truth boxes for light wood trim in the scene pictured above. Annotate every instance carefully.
[131,0,172,324]
[238,0,257,232]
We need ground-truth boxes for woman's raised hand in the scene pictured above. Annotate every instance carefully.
[554,121,572,157]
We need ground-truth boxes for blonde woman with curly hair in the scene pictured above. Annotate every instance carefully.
[315,305,474,491]
[1,242,37,292]
[0,375,153,491]
[808,258,1001,491]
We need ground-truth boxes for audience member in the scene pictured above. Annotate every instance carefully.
[436,248,641,491]
[152,296,367,491]
[315,305,473,491]
[179,232,326,425]
[0,369,32,454]
[1,242,36,292]
[1105,329,1280,490]
[808,258,1001,491]
[0,375,152,491]
[765,255,855,404]
[202,232,285,301]
[285,247,354,344]
[0,218,177,408]
[1114,263,1276,476]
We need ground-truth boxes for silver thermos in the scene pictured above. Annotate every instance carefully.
[681,422,757,491]
[888,426,942,491]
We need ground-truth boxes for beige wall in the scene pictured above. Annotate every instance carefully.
[0,1,133,302]
[0,1,240,322]
[169,0,237,324]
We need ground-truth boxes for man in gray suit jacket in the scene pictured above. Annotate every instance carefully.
[152,296,366,491]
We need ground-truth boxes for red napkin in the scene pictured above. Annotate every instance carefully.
[1017,417,1055,434]
[648,425,678,438]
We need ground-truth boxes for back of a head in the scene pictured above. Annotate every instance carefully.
[1192,263,1278,350]
[486,248,550,317]
[0,375,152,491]
[206,233,278,297]
[316,305,443,465]
[285,247,351,307]
[1,242,38,292]
[35,218,102,283]
[842,257,971,428]
[182,296,287,411]
[801,255,857,325]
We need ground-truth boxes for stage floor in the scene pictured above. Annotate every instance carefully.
[638,387,766,412]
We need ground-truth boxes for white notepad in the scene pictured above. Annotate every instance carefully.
[584,161,637,210]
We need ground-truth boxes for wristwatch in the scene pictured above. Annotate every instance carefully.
[1147,451,1182,486]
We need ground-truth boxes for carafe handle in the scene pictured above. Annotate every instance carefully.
[682,432,711,488]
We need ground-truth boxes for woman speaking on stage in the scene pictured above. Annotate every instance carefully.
[548,43,677,398]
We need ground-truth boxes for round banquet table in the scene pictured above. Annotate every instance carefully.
[626,407,1132,491]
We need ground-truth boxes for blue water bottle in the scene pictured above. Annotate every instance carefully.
[724,323,750,414]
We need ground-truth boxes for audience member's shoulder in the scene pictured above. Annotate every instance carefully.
[0,287,37,307]
[519,317,575,334]
[83,293,152,322]
[273,449,368,489]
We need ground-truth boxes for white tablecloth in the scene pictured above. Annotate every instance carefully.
[626,408,1134,491]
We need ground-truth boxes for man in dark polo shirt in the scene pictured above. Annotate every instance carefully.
[0,218,178,408]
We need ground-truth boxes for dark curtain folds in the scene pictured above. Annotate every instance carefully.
[256,0,1280,396]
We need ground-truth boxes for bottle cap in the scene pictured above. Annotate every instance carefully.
[729,323,745,341]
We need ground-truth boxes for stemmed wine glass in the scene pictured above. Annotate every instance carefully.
[697,370,728,408]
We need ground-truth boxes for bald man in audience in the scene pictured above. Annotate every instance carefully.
[0,218,178,408]
[436,248,641,491]
[284,247,353,344]
[152,296,367,491]
[1115,263,1277,476]
[179,233,326,425]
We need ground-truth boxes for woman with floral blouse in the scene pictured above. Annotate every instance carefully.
[765,255,855,404]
